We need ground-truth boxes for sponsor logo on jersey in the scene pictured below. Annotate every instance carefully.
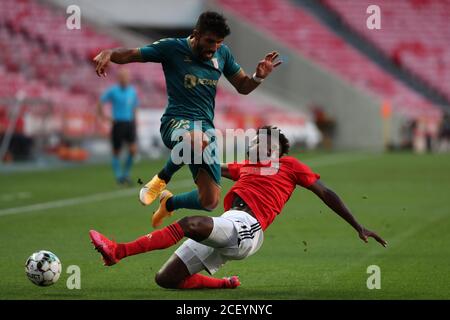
[184,74,218,89]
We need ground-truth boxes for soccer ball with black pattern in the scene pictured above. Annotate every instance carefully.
[25,250,62,286]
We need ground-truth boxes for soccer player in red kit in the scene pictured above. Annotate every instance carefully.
[89,125,387,289]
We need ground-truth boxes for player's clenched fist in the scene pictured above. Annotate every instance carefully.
[93,49,113,77]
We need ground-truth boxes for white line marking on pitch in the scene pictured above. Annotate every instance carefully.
[0,192,32,202]
[0,153,376,217]
[0,179,193,217]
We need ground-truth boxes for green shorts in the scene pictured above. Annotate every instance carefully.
[160,117,221,186]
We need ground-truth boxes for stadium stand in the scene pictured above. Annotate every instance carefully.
[1,0,302,145]
[322,0,450,101]
[218,0,442,120]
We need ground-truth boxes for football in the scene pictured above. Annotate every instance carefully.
[25,250,62,287]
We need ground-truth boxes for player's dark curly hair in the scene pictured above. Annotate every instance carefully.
[195,11,231,38]
[258,125,290,156]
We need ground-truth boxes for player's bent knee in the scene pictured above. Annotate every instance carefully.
[178,216,213,240]
[178,216,202,235]
[154,271,178,289]
[204,199,219,211]
[199,195,219,211]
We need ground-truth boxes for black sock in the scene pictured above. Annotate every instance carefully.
[166,197,174,212]
[157,169,171,184]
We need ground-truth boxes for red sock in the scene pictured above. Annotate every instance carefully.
[116,222,184,259]
[178,274,232,289]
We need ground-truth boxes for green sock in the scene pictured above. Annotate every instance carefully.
[158,157,183,183]
[167,189,209,211]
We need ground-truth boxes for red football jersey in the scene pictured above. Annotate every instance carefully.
[224,156,320,231]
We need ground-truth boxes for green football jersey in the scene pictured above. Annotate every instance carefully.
[139,37,242,126]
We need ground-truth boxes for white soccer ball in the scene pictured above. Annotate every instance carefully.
[25,250,62,286]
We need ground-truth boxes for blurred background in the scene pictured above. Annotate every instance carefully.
[1,0,450,300]
[1,0,449,170]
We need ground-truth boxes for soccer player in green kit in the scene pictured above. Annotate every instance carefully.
[93,12,282,227]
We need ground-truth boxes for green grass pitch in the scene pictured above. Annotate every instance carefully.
[1,151,449,299]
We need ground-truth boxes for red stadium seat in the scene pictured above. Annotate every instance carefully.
[0,0,298,139]
[323,0,450,101]
[218,0,442,120]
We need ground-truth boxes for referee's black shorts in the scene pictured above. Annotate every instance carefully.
[111,121,136,151]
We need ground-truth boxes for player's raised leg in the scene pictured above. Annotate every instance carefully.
[151,127,221,228]
[139,125,220,213]
[153,168,220,228]
[89,215,241,289]
[138,119,191,206]
[138,157,183,206]
[89,216,211,266]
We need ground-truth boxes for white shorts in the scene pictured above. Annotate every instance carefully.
[174,210,264,275]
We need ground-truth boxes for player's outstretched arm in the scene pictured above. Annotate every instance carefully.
[93,48,144,77]
[307,180,387,247]
[228,51,282,95]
